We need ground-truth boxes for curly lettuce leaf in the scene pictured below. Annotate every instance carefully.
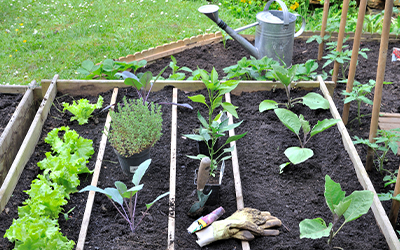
[62,96,103,125]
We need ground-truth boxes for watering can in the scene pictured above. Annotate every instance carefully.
[198,0,305,67]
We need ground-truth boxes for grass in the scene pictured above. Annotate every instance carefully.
[0,0,256,85]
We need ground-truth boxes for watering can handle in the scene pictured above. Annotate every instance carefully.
[294,13,306,37]
[263,0,290,26]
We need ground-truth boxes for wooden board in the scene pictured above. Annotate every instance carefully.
[318,76,400,250]
[0,85,28,94]
[378,112,400,155]
[41,80,336,98]
[0,76,58,213]
[76,88,119,250]
[0,83,37,186]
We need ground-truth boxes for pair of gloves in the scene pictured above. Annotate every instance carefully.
[195,207,282,247]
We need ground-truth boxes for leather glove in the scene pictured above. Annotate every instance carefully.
[195,207,281,247]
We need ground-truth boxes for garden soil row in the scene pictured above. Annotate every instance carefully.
[0,93,23,136]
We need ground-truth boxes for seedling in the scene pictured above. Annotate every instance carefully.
[167,55,193,80]
[62,96,104,125]
[259,65,329,111]
[299,175,374,245]
[78,59,146,80]
[274,108,340,173]
[353,128,400,174]
[80,159,169,233]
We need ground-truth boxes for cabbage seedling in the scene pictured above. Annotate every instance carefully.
[299,175,374,245]
[274,108,340,173]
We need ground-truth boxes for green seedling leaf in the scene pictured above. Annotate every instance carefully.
[279,162,290,174]
[274,108,301,135]
[132,159,151,186]
[302,92,330,110]
[188,94,206,105]
[333,199,352,217]
[146,192,170,209]
[221,102,238,119]
[183,134,205,141]
[299,218,332,239]
[225,132,247,145]
[259,100,279,112]
[284,147,314,165]
[80,186,123,205]
[342,190,374,223]
[271,65,291,87]
[82,59,95,71]
[197,111,209,128]
[115,181,128,196]
[310,119,340,137]
[299,114,310,136]
[324,175,346,213]
[378,192,392,201]
[125,185,144,198]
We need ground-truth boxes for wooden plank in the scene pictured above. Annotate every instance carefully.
[318,76,400,250]
[380,113,400,118]
[0,75,58,213]
[224,93,250,250]
[167,88,178,250]
[0,82,36,186]
[76,88,119,250]
[379,117,400,124]
[0,85,28,94]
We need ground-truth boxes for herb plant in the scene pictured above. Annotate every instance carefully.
[274,108,340,173]
[299,175,374,245]
[80,159,169,233]
[62,96,104,125]
[353,128,400,174]
[183,68,247,175]
[259,65,329,111]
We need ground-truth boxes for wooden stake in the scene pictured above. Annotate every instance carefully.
[224,93,250,250]
[332,0,350,85]
[167,88,178,250]
[318,0,330,61]
[389,164,400,227]
[366,0,394,171]
[76,88,119,250]
[341,0,368,125]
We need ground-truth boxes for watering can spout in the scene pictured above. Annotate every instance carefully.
[198,5,260,59]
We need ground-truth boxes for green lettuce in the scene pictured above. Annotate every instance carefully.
[62,95,103,125]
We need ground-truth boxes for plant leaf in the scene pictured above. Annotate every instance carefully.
[284,147,313,165]
[279,162,290,174]
[310,119,340,137]
[324,175,346,213]
[299,218,332,239]
[302,92,330,110]
[132,159,151,186]
[274,108,301,135]
[188,94,206,105]
[259,100,279,112]
[225,132,247,145]
[343,190,374,223]
[333,198,352,217]
[146,192,170,209]
[221,102,238,119]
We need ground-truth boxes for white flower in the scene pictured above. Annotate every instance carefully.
[160,11,163,14]
[33,29,38,34]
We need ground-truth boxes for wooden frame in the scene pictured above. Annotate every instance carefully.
[0,83,41,211]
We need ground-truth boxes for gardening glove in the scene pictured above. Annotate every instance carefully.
[195,207,281,247]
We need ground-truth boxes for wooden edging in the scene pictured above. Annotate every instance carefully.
[76,88,119,250]
[0,75,58,213]
[318,75,400,250]
[167,88,178,250]
[0,82,38,188]
[40,80,335,99]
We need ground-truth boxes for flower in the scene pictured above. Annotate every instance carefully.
[240,0,245,2]
[15,29,19,31]
[9,55,12,57]
[19,23,23,26]
[23,40,26,43]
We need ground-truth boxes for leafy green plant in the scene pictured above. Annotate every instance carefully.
[108,96,163,158]
[62,96,104,125]
[259,65,329,111]
[80,159,169,233]
[363,12,384,33]
[165,55,193,80]
[295,59,319,81]
[220,31,232,49]
[299,175,374,245]
[274,109,340,173]
[353,128,400,174]
[183,68,247,175]
[77,59,147,80]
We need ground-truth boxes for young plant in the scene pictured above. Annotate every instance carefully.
[295,59,319,81]
[78,59,147,80]
[166,55,193,80]
[223,56,279,81]
[80,159,169,233]
[259,65,329,111]
[274,108,340,173]
[223,57,253,80]
[183,68,247,175]
[299,175,374,245]
[62,96,104,125]
[353,128,400,174]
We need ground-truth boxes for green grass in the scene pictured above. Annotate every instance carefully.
[0,0,256,85]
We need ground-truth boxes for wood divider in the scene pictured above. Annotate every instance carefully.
[318,75,400,250]
[0,75,58,213]
[167,88,178,250]
[76,88,119,250]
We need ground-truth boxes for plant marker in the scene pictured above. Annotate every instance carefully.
[187,206,225,233]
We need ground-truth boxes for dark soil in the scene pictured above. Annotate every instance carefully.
[0,37,399,250]
[0,93,23,135]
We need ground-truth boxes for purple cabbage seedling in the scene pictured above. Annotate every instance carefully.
[80,159,169,233]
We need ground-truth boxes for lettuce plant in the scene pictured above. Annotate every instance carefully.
[274,108,340,173]
[259,65,329,111]
[62,96,104,125]
[183,68,247,175]
[80,159,169,233]
[299,175,374,245]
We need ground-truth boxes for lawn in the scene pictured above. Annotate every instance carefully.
[0,0,256,86]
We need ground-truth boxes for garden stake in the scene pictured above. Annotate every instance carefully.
[341,0,367,125]
[389,164,400,227]
[332,0,350,85]
[317,0,330,61]
[188,157,211,217]
[366,0,393,171]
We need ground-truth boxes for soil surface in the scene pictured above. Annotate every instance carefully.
[0,37,399,250]
[0,93,23,136]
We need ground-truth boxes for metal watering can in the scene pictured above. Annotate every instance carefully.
[198,0,305,67]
